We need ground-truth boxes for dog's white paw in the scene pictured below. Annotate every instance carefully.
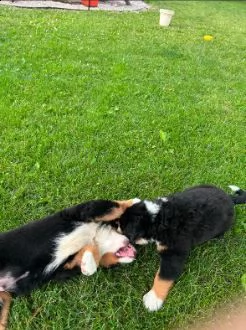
[81,251,97,276]
[143,290,163,312]
[118,257,135,264]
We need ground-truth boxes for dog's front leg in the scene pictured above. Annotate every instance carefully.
[143,248,189,312]
[64,244,100,276]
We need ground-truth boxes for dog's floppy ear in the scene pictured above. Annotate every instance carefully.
[95,199,134,222]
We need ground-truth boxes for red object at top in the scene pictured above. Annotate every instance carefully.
[81,0,99,7]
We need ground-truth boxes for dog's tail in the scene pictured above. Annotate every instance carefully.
[229,185,246,205]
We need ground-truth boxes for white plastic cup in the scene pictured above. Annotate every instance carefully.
[160,9,175,27]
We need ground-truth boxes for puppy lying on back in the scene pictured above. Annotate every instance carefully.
[117,185,246,312]
[0,199,136,330]
[64,224,136,276]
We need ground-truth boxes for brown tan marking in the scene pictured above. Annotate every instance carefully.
[0,291,12,330]
[64,246,121,271]
[99,253,119,268]
[152,270,174,300]
[95,199,134,222]
[156,243,168,252]
[64,244,100,270]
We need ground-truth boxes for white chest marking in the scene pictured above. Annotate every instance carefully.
[44,222,99,274]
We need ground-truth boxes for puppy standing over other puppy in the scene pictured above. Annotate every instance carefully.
[118,185,246,311]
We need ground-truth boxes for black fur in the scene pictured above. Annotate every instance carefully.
[230,187,246,205]
[119,185,245,284]
[0,200,118,296]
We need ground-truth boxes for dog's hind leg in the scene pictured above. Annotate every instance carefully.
[0,291,12,330]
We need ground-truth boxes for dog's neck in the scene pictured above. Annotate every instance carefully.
[149,203,172,243]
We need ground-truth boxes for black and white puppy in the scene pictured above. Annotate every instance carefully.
[0,199,136,329]
[118,185,246,312]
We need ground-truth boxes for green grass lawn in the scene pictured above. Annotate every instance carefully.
[0,0,245,329]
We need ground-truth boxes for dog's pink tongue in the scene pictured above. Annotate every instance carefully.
[115,244,136,258]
